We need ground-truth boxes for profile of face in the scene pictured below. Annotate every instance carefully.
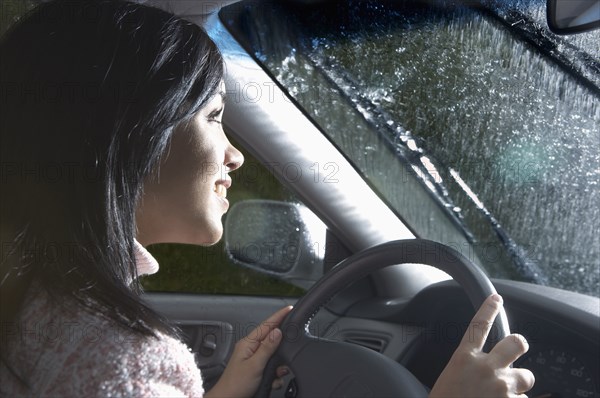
[136,82,244,246]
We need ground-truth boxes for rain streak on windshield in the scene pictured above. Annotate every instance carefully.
[228,0,599,296]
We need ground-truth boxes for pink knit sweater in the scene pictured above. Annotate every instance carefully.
[0,242,205,397]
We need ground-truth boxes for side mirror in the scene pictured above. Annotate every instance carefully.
[547,0,600,34]
[224,200,326,289]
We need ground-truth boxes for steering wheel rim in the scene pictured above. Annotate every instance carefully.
[256,239,510,397]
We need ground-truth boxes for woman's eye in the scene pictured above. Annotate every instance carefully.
[208,108,224,124]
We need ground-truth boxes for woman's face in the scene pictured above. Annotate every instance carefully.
[136,83,244,246]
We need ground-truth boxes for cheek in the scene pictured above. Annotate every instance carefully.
[167,131,215,183]
[184,142,223,202]
[194,139,227,182]
[162,122,225,205]
[196,158,220,184]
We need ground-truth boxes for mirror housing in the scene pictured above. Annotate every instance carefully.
[224,200,326,289]
[547,0,600,34]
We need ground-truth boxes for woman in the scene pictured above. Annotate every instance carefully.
[0,0,533,396]
[1,0,289,396]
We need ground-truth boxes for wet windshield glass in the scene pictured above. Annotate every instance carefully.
[222,0,599,296]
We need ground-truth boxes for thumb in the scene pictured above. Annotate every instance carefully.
[249,328,283,368]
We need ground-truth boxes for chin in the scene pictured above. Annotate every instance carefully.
[196,225,224,246]
[199,236,222,246]
[174,214,224,246]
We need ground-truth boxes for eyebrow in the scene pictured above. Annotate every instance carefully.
[218,91,227,104]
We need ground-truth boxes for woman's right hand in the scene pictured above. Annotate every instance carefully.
[430,294,535,398]
[204,306,292,398]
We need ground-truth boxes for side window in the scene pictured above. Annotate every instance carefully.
[141,136,307,297]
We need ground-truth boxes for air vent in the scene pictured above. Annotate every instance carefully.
[344,335,388,353]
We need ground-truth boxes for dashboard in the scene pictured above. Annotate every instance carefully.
[150,272,599,397]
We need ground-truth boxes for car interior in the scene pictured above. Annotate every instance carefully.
[128,0,600,396]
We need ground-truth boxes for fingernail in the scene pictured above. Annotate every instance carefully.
[491,294,503,304]
[271,328,282,342]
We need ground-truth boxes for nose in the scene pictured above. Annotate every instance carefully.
[225,140,244,172]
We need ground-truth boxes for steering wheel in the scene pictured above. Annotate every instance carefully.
[255,239,510,397]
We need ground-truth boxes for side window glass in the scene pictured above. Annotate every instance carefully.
[141,137,307,297]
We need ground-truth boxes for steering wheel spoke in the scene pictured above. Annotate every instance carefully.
[285,335,428,397]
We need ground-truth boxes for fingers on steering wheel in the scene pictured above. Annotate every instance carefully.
[272,366,290,390]
[489,333,530,368]
[246,306,293,346]
[276,365,290,378]
[272,377,284,390]
[511,367,536,394]
[461,294,503,351]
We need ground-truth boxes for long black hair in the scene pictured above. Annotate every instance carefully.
[0,0,223,340]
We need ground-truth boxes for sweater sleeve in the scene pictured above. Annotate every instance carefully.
[1,285,204,397]
[41,320,205,398]
[144,381,189,397]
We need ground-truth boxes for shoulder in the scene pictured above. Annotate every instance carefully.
[47,320,205,397]
[2,288,204,397]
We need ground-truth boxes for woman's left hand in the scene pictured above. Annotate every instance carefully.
[429,295,535,397]
[205,306,293,398]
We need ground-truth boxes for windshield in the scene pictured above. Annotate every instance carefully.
[222,0,599,297]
